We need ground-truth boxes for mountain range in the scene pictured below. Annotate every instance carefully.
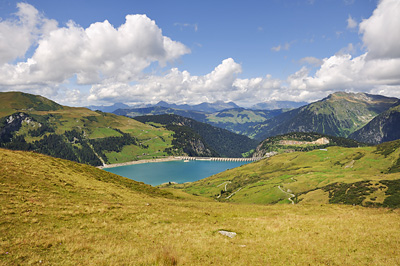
[250,100,308,110]
[248,92,398,141]
[2,90,400,169]
[87,102,130,113]
[113,91,400,144]
[0,92,258,166]
[89,99,305,113]
[2,90,400,266]
[115,106,283,136]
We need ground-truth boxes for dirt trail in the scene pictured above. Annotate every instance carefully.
[226,188,242,199]
[88,143,106,166]
[278,185,295,204]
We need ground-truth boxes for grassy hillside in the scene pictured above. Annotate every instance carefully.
[173,140,400,207]
[205,108,283,135]
[1,148,400,265]
[253,132,366,157]
[0,92,177,165]
[0,91,63,116]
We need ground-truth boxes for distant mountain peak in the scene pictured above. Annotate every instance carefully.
[251,91,399,140]
[87,102,130,113]
[326,91,398,103]
[153,100,240,113]
[251,100,307,110]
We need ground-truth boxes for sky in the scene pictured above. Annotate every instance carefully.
[0,0,399,107]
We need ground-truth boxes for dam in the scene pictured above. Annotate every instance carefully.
[175,156,263,162]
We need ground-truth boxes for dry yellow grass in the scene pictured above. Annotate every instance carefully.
[1,148,400,265]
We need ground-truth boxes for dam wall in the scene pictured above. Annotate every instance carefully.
[174,156,264,162]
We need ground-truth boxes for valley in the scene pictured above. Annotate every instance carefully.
[112,91,399,143]
[0,92,258,166]
[1,91,400,265]
[1,1,400,264]
[170,140,400,207]
[1,148,399,265]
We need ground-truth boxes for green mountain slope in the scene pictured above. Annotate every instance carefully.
[0,91,63,115]
[0,92,177,166]
[1,148,400,265]
[114,106,208,122]
[173,140,400,207]
[115,106,283,137]
[349,101,400,144]
[205,108,283,135]
[134,114,259,157]
[250,92,398,140]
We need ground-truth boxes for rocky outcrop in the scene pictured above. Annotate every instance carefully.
[185,138,216,157]
[279,137,329,146]
[0,113,36,142]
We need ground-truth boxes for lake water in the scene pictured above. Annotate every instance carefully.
[104,160,251,186]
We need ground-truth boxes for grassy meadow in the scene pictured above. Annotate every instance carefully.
[1,148,400,265]
[172,143,400,207]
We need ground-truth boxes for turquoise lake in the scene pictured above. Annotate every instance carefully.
[104,160,251,186]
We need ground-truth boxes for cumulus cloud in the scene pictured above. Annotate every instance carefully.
[1,0,400,106]
[88,58,282,106]
[0,3,190,94]
[287,0,400,101]
[0,3,58,64]
[359,0,400,60]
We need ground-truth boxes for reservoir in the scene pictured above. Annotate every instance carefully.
[104,160,251,186]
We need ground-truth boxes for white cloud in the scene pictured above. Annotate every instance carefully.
[88,58,282,106]
[359,0,400,60]
[285,0,400,102]
[287,53,400,101]
[0,3,190,95]
[0,3,58,64]
[347,15,357,29]
[1,0,400,106]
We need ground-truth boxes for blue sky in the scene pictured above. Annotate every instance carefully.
[0,0,399,107]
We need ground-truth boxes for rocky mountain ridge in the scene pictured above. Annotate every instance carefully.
[249,92,398,140]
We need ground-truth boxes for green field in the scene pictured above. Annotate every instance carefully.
[170,142,400,207]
